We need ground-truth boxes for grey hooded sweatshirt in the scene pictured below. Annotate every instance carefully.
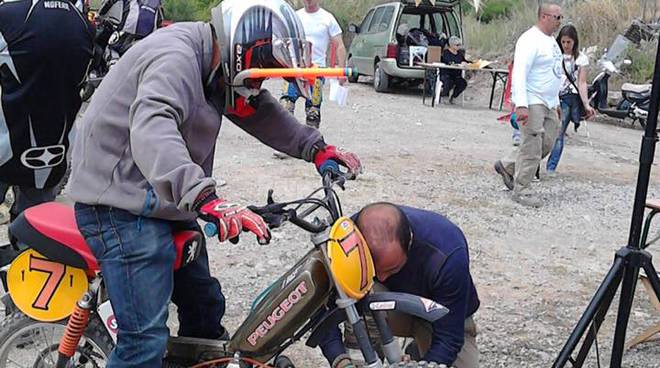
[69,22,322,221]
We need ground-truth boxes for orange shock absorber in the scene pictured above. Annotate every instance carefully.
[59,304,90,356]
[56,292,94,368]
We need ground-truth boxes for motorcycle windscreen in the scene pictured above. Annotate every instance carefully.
[327,217,375,300]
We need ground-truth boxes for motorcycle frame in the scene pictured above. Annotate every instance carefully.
[29,178,446,368]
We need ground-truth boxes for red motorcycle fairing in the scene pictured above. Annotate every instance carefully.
[9,202,202,272]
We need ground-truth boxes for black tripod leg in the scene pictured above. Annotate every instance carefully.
[610,263,641,368]
[641,261,660,301]
[573,268,623,366]
[553,257,624,368]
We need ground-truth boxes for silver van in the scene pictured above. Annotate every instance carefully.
[346,0,463,92]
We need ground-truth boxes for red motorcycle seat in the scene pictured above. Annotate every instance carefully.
[9,202,202,272]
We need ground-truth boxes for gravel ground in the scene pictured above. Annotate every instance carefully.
[1,74,659,367]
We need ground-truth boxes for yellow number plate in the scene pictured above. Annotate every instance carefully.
[327,217,375,300]
[7,249,88,322]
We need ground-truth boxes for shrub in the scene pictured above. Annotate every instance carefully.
[478,0,517,23]
[626,40,657,84]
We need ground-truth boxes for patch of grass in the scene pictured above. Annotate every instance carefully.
[570,0,644,49]
[626,40,657,84]
[463,0,537,59]
[463,0,650,61]
[477,0,519,23]
[289,0,385,32]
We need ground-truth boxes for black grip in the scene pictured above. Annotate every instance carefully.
[288,211,325,233]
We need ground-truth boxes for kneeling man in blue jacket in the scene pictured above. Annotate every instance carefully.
[320,203,480,368]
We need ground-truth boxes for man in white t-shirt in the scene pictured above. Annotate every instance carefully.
[280,0,347,129]
[494,1,563,208]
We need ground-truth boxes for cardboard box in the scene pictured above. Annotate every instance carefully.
[427,46,443,63]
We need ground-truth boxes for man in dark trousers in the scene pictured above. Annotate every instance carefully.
[320,203,480,368]
[0,0,93,237]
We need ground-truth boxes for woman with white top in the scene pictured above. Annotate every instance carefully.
[546,24,595,174]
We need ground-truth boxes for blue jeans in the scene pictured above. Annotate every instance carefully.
[547,94,582,172]
[74,204,225,367]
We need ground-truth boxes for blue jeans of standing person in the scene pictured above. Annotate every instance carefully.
[74,204,226,367]
[547,94,582,172]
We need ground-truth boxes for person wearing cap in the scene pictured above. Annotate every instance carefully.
[440,36,470,104]
[319,203,480,368]
[67,0,362,365]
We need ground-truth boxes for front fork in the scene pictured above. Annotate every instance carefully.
[55,278,101,368]
[336,298,403,367]
[337,298,383,368]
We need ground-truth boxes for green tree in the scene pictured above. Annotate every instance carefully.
[162,0,220,21]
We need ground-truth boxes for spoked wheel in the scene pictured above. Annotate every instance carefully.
[0,312,113,368]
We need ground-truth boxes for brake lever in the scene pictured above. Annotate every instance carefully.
[335,176,346,190]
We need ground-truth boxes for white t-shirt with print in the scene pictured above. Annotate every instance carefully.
[296,8,342,67]
[559,52,589,96]
[511,26,563,109]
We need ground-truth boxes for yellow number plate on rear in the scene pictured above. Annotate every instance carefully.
[7,249,88,322]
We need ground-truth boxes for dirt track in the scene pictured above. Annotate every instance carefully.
[207,77,660,367]
[2,75,659,367]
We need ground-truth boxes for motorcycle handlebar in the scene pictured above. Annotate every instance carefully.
[202,163,347,239]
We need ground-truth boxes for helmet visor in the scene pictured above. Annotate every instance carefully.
[272,37,313,99]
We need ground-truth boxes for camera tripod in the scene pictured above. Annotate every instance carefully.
[553,40,660,367]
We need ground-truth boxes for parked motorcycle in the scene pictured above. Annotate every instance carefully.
[587,28,652,129]
[588,54,650,128]
[0,169,448,368]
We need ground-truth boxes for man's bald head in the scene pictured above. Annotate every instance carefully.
[538,2,561,18]
[536,1,562,35]
[356,202,411,282]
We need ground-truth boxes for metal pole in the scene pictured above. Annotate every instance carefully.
[552,257,625,367]
[626,37,660,250]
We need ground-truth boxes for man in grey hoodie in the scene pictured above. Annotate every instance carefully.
[68,1,362,366]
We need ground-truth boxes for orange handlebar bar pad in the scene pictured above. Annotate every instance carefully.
[245,67,356,79]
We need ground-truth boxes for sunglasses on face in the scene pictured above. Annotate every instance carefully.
[544,13,563,21]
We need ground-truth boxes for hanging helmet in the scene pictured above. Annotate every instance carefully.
[210,0,313,107]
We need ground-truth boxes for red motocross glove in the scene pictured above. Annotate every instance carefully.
[195,194,270,244]
[313,144,362,179]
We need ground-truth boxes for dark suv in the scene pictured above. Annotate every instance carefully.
[346,0,463,92]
